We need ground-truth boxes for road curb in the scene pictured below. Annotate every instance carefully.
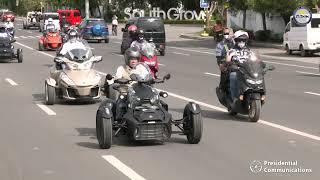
[180,33,212,40]
[180,33,284,50]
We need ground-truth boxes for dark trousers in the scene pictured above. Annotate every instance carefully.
[219,71,228,91]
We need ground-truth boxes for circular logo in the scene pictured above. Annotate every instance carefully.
[293,7,312,26]
[250,160,262,173]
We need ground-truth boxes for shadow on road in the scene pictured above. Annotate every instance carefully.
[75,126,190,150]
[167,39,215,49]
[169,107,249,122]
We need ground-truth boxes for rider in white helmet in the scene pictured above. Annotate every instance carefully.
[226,30,251,103]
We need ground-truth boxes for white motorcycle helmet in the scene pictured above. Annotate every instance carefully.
[234,30,249,49]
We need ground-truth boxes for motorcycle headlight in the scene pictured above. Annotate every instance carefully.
[246,79,263,85]
[60,73,75,86]
[150,94,159,104]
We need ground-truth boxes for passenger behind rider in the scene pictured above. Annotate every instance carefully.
[215,27,234,93]
[126,25,138,48]
[130,29,148,51]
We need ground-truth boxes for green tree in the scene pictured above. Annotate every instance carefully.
[229,0,249,29]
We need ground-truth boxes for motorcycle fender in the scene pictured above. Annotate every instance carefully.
[46,78,56,87]
[248,93,261,100]
[98,99,115,119]
[185,102,201,114]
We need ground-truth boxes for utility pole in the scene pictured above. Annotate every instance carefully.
[85,0,90,19]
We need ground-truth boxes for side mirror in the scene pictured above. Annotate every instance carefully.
[163,74,171,80]
[11,39,16,43]
[159,91,168,98]
[54,56,64,63]
[94,56,103,62]
[106,74,113,80]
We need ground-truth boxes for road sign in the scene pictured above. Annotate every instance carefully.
[200,0,209,9]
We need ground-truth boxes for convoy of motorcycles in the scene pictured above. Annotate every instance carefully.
[0,10,276,149]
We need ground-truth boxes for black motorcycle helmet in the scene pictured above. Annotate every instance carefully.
[68,29,78,40]
[137,29,145,41]
[124,47,140,68]
[0,25,6,33]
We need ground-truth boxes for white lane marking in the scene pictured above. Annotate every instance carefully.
[97,71,107,76]
[204,72,220,77]
[113,41,121,44]
[296,71,320,76]
[36,35,41,38]
[16,42,34,50]
[15,36,20,39]
[27,36,35,38]
[20,36,28,39]
[264,60,317,70]
[259,120,320,141]
[111,52,123,57]
[168,46,214,55]
[18,28,22,30]
[39,51,55,58]
[36,103,56,116]
[27,31,33,34]
[172,51,190,56]
[156,88,320,142]
[102,155,146,180]
[156,88,227,112]
[159,63,165,66]
[5,78,18,86]
[304,91,320,97]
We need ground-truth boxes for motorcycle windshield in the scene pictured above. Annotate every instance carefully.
[240,54,264,79]
[141,43,155,58]
[132,63,153,82]
[65,42,93,62]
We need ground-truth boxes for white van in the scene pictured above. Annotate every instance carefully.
[283,14,320,56]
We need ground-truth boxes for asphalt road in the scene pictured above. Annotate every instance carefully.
[0,19,319,180]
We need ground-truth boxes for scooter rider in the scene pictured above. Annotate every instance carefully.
[130,29,148,51]
[226,30,251,104]
[216,27,234,92]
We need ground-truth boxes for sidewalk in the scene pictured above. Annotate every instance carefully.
[180,32,283,50]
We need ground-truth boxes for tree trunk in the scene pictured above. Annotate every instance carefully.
[242,9,246,29]
[262,12,267,31]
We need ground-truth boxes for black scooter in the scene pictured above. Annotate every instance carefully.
[216,53,274,122]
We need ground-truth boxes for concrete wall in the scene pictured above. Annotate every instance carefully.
[227,10,286,34]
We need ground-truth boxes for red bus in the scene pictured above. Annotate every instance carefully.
[57,9,81,26]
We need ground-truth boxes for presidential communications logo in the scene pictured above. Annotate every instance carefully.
[250,160,263,173]
[293,6,312,26]
[249,160,312,174]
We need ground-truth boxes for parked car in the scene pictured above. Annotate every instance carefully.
[283,14,320,57]
[79,18,109,43]
[121,17,166,56]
